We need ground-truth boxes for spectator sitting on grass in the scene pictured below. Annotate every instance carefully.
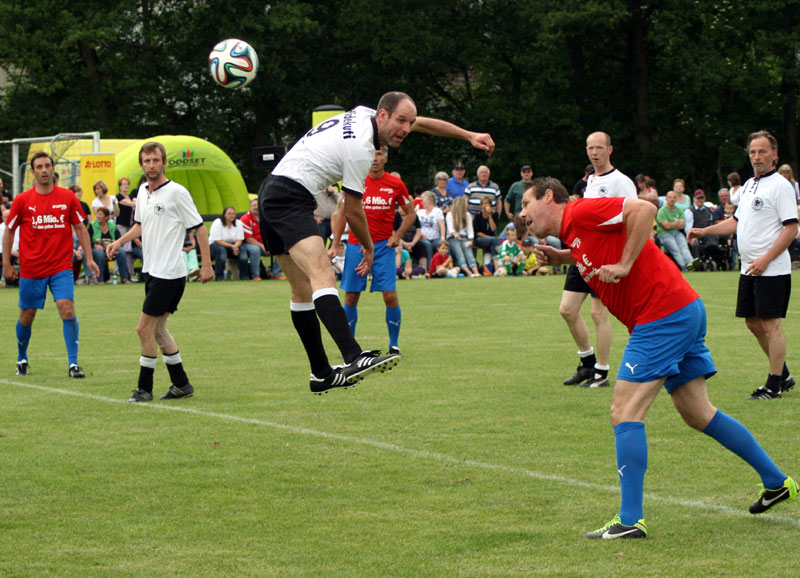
[430,239,460,278]
[521,237,548,275]
[495,225,525,276]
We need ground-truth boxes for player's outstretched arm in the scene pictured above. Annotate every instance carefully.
[412,117,495,156]
[687,216,737,242]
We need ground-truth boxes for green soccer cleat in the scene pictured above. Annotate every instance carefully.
[749,477,798,514]
[582,515,648,539]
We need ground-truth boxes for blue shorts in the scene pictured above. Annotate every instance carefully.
[617,298,716,393]
[18,269,75,309]
[341,239,397,293]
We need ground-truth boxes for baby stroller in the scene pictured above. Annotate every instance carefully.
[695,235,731,271]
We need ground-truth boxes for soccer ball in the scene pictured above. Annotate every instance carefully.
[208,38,259,89]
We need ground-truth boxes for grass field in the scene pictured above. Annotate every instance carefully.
[1,271,798,577]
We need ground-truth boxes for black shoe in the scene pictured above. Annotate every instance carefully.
[310,367,355,394]
[749,477,797,514]
[159,383,194,400]
[16,360,28,376]
[388,346,402,357]
[781,375,795,392]
[747,386,781,400]
[128,389,153,403]
[578,372,610,388]
[563,365,592,386]
[68,364,85,378]
[342,349,401,384]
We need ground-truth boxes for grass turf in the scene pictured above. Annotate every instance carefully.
[0,271,798,576]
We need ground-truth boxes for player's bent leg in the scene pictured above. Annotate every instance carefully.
[669,377,717,431]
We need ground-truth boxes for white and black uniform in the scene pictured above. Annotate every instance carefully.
[134,179,203,316]
[261,106,381,254]
[564,167,637,293]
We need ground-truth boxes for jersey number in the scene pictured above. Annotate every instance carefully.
[306,119,339,138]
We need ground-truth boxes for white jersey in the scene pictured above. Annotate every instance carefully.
[735,170,798,276]
[272,106,379,198]
[584,168,637,199]
[134,180,204,280]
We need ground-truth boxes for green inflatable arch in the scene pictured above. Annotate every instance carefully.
[115,135,249,215]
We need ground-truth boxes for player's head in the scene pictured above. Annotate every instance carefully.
[376,92,417,149]
[30,151,54,186]
[139,141,167,181]
[748,131,779,176]
[139,141,167,164]
[93,180,108,197]
[519,177,569,239]
[585,132,613,171]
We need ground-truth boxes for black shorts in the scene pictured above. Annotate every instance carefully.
[736,274,791,319]
[563,263,597,297]
[142,274,186,317]
[258,175,322,255]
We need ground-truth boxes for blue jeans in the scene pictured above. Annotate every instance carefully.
[448,237,477,270]
[211,243,248,279]
[418,237,440,266]
[240,243,263,279]
[474,236,502,264]
[658,232,693,270]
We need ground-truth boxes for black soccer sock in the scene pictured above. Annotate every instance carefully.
[766,373,781,393]
[594,366,609,379]
[163,351,189,387]
[138,355,157,393]
[291,302,332,378]
[782,363,790,380]
[580,353,597,369]
[313,289,362,364]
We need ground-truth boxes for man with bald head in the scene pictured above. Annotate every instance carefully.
[465,165,502,216]
[559,131,637,389]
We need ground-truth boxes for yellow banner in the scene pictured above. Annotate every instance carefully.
[80,153,116,218]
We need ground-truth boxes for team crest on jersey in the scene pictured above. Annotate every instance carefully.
[751,197,764,211]
[599,186,608,195]
[154,203,166,215]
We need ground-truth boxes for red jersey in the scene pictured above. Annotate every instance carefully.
[429,251,450,276]
[349,172,411,245]
[561,198,698,333]
[240,211,262,243]
[6,186,86,278]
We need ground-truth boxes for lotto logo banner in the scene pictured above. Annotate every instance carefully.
[80,153,116,192]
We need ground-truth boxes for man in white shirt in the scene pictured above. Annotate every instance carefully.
[560,131,637,389]
[689,130,799,399]
[260,91,494,394]
[108,141,213,403]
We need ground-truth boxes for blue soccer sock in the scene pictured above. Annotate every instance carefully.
[386,305,401,349]
[614,421,648,526]
[62,317,79,366]
[16,321,32,362]
[703,410,786,489]
[342,304,358,336]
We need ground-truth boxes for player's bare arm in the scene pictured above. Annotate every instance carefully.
[193,224,215,283]
[411,117,495,156]
[533,245,574,266]
[389,201,417,248]
[744,222,799,276]
[2,226,16,281]
[343,192,374,276]
[687,216,738,242]
[73,223,100,277]
[597,198,655,283]
[106,223,142,259]
[327,198,346,260]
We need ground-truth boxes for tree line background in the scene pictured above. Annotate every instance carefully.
[1,0,798,200]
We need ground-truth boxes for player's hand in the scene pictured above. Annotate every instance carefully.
[3,263,17,282]
[469,132,496,156]
[327,243,338,261]
[686,228,704,242]
[199,263,214,283]
[387,233,401,248]
[356,246,373,276]
[86,259,101,278]
[532,244,561,265]
[597,263,630,284]
[106,241,119,259]
[744,257,769,276]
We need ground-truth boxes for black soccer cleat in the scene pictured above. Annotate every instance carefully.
[342,349,401,384]
[563,365,592,386]
[780,375,795,393]
[68,364,85,378]
[747,386,781,400]
[159,383,194,400]
[310,367,356,394]
[578,372,610,388]
[128,389,153,403]
[388,346,402,357]
[16,360,29,376]
[749,477,797,514]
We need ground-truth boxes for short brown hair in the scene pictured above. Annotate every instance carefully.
[377,91,415,116]
[139,141,167,164]
[527,177,570,203]
[30,151,54,169]
[93,180,108,195]
[748,130,778,151]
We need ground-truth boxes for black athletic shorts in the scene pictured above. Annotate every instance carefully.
[736,274,791,319]
[258,175,321,255]
[563,263,597,297]
[142,274,186,317]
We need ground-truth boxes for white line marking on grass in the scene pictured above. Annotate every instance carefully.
[4,378,800,528]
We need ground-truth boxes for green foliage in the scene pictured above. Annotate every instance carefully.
[0,1,798,195]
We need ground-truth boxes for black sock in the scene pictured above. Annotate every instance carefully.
[166,362,189,387]
[594,367,608,378]
[138,366,155,393]
[766,373,781,393]
[581,353,597,369]
[314,293,362,364]
[782,363,790,380]
[291,307,331,378]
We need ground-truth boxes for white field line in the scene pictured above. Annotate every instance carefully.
[3,378,799,528]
